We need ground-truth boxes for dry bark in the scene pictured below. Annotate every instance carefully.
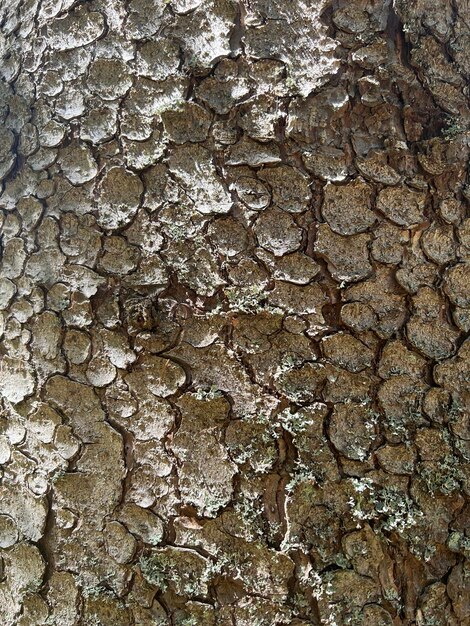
[0,0,469,624]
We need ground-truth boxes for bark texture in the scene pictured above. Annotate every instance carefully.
[0,0,469,624]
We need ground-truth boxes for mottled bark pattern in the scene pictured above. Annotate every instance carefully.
[0,0,469,624]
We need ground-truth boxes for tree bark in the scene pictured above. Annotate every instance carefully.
[0,0,469,624]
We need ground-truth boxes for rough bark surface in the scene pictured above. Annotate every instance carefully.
[0,0,469,624]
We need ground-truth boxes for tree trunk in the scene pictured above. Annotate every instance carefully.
[0,0,469,624]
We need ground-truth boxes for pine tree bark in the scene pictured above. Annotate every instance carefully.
[0,0,469,624]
